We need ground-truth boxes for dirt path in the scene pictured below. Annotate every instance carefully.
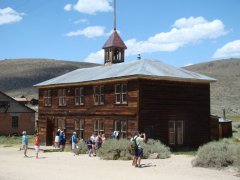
[0,147,238,180]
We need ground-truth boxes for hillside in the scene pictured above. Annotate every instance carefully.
[0,59,98,98]
[0,58,239,116]
[184,58,240,116]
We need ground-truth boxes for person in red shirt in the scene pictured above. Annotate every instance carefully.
[34,133,40,159]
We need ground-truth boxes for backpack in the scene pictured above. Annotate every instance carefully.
[130,137,138,151]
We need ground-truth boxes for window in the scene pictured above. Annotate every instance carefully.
[115,84,127,104]
[44,90,51,106]
[75,119,85,139]
[75,87,84,105]
[58,89,66,106]
[169,121,184,145]
[94,120,104,134]
[114,120,127,138]
[58,119,66,129]
[93,86,104,105]
[12,116,18,128]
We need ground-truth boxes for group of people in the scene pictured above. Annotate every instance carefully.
[21,131,40,159]
[21,129,146,167]
[54,129,66,151]
[86,132,106,157]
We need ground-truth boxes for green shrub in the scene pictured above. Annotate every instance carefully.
[97,138,170,160]
[76,139,88,154]
[142,139,171,159]
[192,141,240,169]
[0,135,34,146]
[98,139,132,160]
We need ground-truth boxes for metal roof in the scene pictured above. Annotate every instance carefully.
[35,59,216,87]
[102,30,127,49]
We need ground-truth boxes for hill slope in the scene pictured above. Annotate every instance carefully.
[184,58,240,116]
[0,59,98,98]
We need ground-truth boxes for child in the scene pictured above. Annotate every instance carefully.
[22,131,28,157]
[86,138,93,157]
[34,133,40,159]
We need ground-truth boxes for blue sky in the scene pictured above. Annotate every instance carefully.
[0,0,240,66]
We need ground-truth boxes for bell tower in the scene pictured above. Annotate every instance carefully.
[102,0,127,64]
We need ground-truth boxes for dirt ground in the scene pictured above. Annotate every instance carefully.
[0,147,239,180]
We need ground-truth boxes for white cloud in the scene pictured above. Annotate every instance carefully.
[66,26,106,38]
[0,7,24,26]
[74,18,88,24]
[64,0,113,15]
[84,50,104,64]
[64,4,72,11]
[84,16,227,63]
[213,40,240,59]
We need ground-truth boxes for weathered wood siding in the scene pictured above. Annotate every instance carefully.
[38,79,139,145]
[138,79,211,146]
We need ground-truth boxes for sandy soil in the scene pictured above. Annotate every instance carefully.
[0,147,239,180]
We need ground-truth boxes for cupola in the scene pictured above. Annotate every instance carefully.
[102,0,127,64]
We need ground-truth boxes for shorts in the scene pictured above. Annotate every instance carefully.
[35,146,40,153]
[22,144,28,150]
[135,148,143,158]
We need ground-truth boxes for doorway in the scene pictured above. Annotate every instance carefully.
[169,121,184,146]
[46,119,54,146]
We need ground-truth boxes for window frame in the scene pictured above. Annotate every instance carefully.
[44,90,51,106]
[114,120,127,138]
[12,116,18,128]
[115,83,127,104]
[93,86,104,105]
[75,87,84,106]
[94,120,104,134]
[58,89,67,106]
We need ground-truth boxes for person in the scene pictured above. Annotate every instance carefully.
[135,131,146,168]
[34,133,40,159]
[59,130,66,152]
[101,133,106,143]
[111,131,119,139]
[96,133,103,150]
[54,129,60,148]
[22,131,28,157]
[90,133,97,156]
[86,138,93,157]
[130,132,137,166]
[71,132,78,156]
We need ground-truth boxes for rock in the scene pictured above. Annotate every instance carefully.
[148,153,159,159]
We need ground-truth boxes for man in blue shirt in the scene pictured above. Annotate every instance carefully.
[22,131,28,157]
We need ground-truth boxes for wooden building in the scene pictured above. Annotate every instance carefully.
[35,0,216,147]
[0,91,35,135]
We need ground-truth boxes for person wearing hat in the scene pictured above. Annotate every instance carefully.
[71,132,78,155]
[22,131,28,157]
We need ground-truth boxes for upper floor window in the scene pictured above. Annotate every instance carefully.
[75,87,84,105]
[93,86,104,105]
[44,90,51,106]
[58,89,66,106]
[115,84,127,104]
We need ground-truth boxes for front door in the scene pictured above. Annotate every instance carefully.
[46,119,54,146]
[169,121,184,146]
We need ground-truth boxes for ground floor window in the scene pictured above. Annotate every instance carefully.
[114,120,127,138]
[12,116,18,128]
[58,119,66,130]
[94,120,104,134]
[75,119,85,139]
[169,120,184,145]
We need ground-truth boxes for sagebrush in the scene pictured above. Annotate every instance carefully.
[97,138,171,160]
[192,141,240,169]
